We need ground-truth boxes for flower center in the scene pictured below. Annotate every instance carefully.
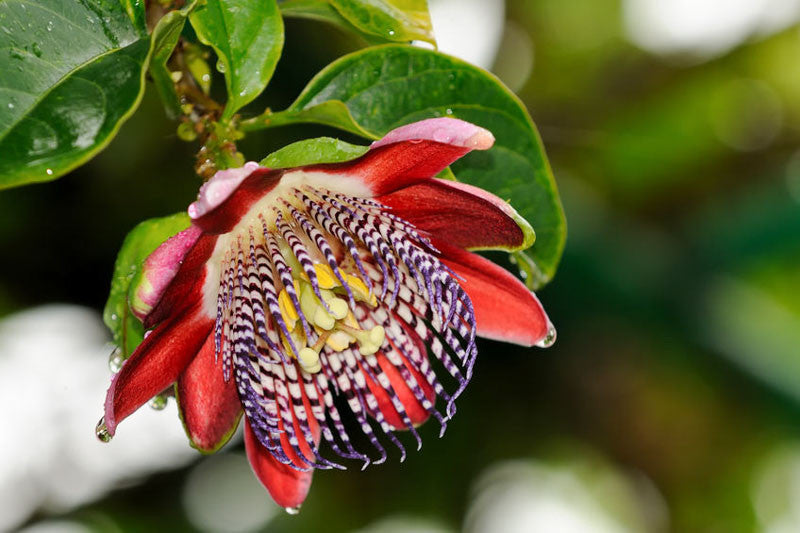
[212,185,477,471]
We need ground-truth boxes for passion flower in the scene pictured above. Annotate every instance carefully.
[98,118,554,510]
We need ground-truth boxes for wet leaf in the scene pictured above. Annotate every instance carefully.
[280,0,434,44]
[0,0,150,188]
[260,136,369,168]
[150,1,198,119]
[190,0,284,120]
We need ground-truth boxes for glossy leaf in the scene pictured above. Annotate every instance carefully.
[190,0,284,120]
[285,45,566,287]
[0,0,150,189]
[150,1,198,119]
[260,136,368,168]
[280,0,434,44]
[104,213,192,360]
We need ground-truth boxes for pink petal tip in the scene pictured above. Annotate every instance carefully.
[370,118,495,151]
[188,161,262,219]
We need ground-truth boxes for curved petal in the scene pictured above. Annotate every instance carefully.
[244,393,321,509]
[184,119,494,235]
[143,233,217,329]
[131,225,203,320]
[330,118,494,196]
[103,307,213,436]
[436,242,552,346]
[378,179,534,252]
[176,330,242,453]
[188,165,284,234]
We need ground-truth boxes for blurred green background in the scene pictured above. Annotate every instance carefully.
[2,0,800,531]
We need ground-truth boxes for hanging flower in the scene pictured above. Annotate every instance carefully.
[97,117,554,511]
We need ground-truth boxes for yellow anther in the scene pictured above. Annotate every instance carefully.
[298,347,322,373]
[326,330,355,351]
[313,307,335,330]
[278,288,299,331]
[319,289,349,319]
[312,264,340,289]
[344,274,377,306]
[280,326,306,357]
[327,297,349,320]
[339,323,385,355]
[358,325,386,355]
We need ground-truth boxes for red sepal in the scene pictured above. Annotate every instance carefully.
[104,307,213,435]
[379,179,526,250]
[438,242,551,346]
[176,331,242,452]
[244,382,321,509]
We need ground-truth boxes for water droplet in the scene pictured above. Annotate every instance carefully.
[285,505,301,515]
[31,42,42,57]
[445,108,453,115]
[149,394,168,411]
[216,60,226,73]
[535,325,557,348]
[238,90,246,97]
[10,49,23,60]
[387,30,395,37]
[7,102,13,109]
[95,417,112,442]
[46,20,54,31]
[45,168,53,175]
[108,347,125,372]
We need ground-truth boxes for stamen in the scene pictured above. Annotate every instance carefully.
[211,185,477,472]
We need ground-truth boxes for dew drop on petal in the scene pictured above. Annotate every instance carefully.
[284,506,301,515]
[95,417,112,443]
[535,325,557,348]
[108,346,124,372]
[149,394,168,411]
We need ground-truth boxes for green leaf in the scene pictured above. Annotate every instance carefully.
[103,213,191,360]
[285,45,565,287]
[190,0,284,120]
[0,0,151,189]
[150,1,198,119]
[330,0,433,43]
[241,100,375,138]
[280,0,434,44]
[260,136,369,167]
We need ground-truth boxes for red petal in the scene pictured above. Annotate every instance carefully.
[176,331,242,453]
[437,242,552,346]
[361,348,434,430]
[103,308,213,436]
[378,179,532,251]
[312,118,495,196]
[244,383,321,509]
[131,225,203,320]
[144,233,217,329]
[189,167,283,234]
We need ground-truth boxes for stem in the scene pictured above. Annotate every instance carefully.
[239,109,304,132]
